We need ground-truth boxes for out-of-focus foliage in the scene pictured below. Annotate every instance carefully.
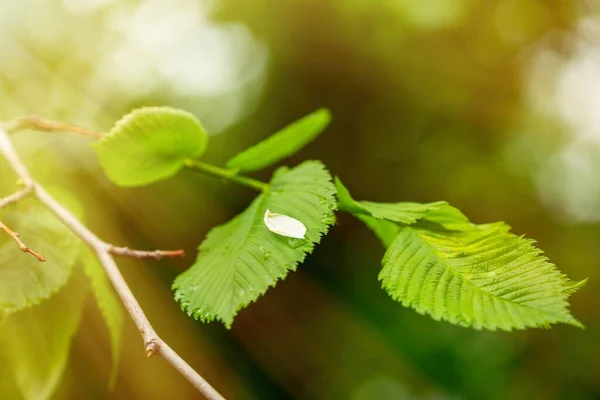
[1,0,599,399]
[0,199,81,312]
[80,247,124,387]
[0,267,88,400]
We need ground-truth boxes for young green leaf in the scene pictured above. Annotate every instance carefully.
[226,108,331,172]
[173,161,336,327]
[381,219,585,331]
[335,177,447,224]
[337,178,585,330]
[0,200,81,313]
[94,107,208,187]
[0,267,88,400]
[80,247,124,388]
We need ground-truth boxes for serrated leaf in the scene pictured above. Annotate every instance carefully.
[80,247,124,388]
[334,177,447,224]
[381,218,585,330]
[336,178,584,330]
[0,199,81,313]
[94,107,208,187]
[226,108,331,172]
[0,267,88,400]
[173,161,336,327]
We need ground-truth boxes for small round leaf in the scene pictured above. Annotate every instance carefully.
[94,107,208,187]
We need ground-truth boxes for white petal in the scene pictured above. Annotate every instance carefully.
[263,209,307,239]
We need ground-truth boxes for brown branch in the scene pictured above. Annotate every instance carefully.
[5,116,104,140]
[109,246,185,260]
[0,125,224,400]
[0,220,46,261]
[0,187,45,261]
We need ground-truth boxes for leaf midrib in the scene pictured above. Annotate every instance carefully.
[409,226,576,326]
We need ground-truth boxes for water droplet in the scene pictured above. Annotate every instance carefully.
[263,251,271,260]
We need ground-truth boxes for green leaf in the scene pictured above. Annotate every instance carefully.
[80,247,124,388]
[0,267,88,400]
[173,161,336,327]
[380,219,585,330]
[337,178,584,330]
[226,108,331,172]
[334,177,447,224]
[0,199,81,313]
[94,107,208,187]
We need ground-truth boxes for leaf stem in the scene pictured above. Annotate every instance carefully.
[5,116,104,140]
[186,160,268,192]
[0,220,46,261]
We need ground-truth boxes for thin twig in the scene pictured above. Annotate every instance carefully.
[0,187,45,261]
[5,116,104,140]
[0,126,224,400]
[0,186,34,208]
[109,246,185,260]
[0,220,46,261]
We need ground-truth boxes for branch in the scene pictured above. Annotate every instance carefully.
[0,126,225,400]
[0,186,33,208]
[0,220,46,261]
[5,116,104,140]
[109,246,185,260]
[0,187,46,261]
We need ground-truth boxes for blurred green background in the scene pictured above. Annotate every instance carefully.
[1,0,599,399]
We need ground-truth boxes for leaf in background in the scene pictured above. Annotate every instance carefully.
[93,107,208,187]
[0,267,88,400]
[0,351,22,400]
[173,161,336,327]
[80,247,124,388]
[334,177,447,224]
[0,199,81,313]
[380,219,586,330]
[226,108,331,172]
